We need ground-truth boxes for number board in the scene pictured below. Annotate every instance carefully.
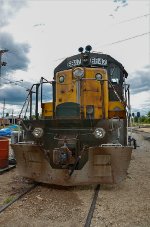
[67,57,108,68]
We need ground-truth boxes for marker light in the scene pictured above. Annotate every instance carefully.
[95,73,103,81]
[59,76,65,83]
[86,105,94,115]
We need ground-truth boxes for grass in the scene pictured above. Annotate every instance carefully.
[3,196,15,205]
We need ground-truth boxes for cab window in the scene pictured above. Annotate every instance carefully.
[109,64,121,84]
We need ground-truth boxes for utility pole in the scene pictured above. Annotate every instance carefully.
[2,98,5,117]
[2,98,5,127]
[0,49,9,86]
[12,109,14,124]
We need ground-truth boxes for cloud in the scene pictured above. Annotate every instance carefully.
[0,32,30,74]
[131,95,150,116]
[0,81,52,117]
[0,80,52,107]
[110,0,128,18]
[41,83,53,102]
[127,65,150,94]
[0,0,27,28]
[0,0,30,114]
[113,0,128,4]
[33,23,45,27]
[0,81,32,105]
[0,0,30,75]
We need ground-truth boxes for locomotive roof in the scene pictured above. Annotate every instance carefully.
[54,52,128,77]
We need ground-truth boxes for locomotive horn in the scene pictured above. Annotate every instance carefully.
[78,47,84,53]
[85,45,92,52]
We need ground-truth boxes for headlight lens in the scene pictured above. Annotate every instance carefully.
[32,128,43,138]
[73,67,84,79]
[95,73,103,81]
[93,128,105,139]
[59,75,65,83]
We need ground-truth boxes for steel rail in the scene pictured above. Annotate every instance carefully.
[0,184,37,214]
[0,165,16,175]
[84,184,100,227]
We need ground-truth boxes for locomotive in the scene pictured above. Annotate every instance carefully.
[11,46,133,186]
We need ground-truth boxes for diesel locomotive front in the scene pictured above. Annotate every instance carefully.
[11,46,133,186]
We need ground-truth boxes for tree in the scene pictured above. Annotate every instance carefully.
[147,111,150,118]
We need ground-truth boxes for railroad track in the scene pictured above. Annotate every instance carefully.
[0,183,101,227]
[0,184,37,214]
[84,184,101,227]
[0,165,16,175]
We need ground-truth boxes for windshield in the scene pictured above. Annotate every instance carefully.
[109,64,121,84]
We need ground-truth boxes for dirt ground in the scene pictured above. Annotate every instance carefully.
[91,131,150,227]
[0,182,94,227]
[0,169,33,207]
[0,130,150,227]
[133,126,150,134]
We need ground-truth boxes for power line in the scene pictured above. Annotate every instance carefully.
[54,30,150,62]
[54,13,150,62]
[98,31,150,48]
[116,13,150,24]
[1,77,28,89]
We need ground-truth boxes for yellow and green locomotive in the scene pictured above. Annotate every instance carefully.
[11,46,133,185]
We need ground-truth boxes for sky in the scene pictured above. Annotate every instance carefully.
[0,0,150,117]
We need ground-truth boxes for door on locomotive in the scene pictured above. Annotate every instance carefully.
[11,46,133,185]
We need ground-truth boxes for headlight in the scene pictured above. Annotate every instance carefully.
[59,75,65,83]
[95,73,103,81]
[32,128,43,138]
[73,67,84,79]
[93,128,105,139]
